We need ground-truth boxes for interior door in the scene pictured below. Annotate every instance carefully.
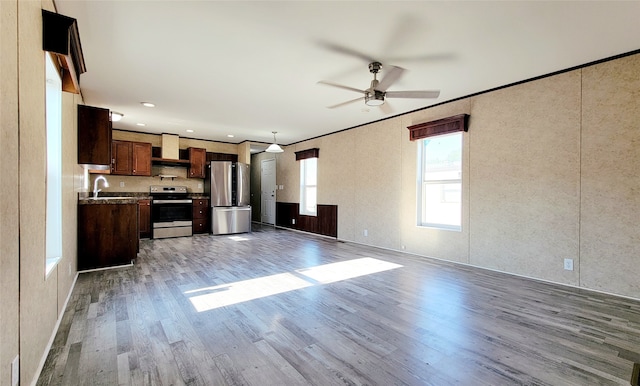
[261,158,276,225]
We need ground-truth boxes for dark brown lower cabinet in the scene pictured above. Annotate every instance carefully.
[78,203,138,270]
[275,202,337,237]
[138,199,151,238]
[192,198,209,234]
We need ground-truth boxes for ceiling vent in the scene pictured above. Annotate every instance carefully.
[42,9,86,94]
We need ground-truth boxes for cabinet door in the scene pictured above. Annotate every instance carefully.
[189,147,206,178]
[132,142,152,176]
[78,203,137,270]
[192,199,209,233]
[192,199,208,219]
[78,105,112,166]
[111,140,132,175]
[138,199,151,238]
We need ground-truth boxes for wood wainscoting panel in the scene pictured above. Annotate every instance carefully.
[276,202,337,238]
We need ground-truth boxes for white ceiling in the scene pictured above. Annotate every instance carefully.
[56,1,640,147]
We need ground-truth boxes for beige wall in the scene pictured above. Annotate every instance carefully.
[0,0,20,384]
[274,53,640,299]
[1,1,84,385]
[580,55,640,296]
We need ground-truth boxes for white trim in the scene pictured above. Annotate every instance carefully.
[78,262,134,274]
[30,271,79,386]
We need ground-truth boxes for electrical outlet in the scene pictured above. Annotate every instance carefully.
[292,219,296,225]
[68,263,72,276]
[11,355,19,386]
[119,181,125,188]
[363,229,368,237]
[401,245,406,250]
[198,183,202,188]
[564,258,574,271]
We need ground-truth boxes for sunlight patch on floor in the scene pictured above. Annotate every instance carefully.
[185,257,403,312]
[229,235,250,241]
[296,257,403,284]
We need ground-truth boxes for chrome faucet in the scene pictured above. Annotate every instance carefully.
[93,176,109,199]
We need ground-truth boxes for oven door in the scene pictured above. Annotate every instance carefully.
[152,199,193,227]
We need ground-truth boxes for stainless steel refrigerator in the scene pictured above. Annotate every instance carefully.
[204,161,252,235]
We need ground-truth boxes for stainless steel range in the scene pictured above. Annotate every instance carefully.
[150,185,193,239]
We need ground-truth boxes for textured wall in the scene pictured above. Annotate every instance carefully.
[0,0,19,384]
[59,93,84,313]
[316,131,357,242]
[273,53,640,299]
[468,71,581,284]
[580,55,640,297]
[18,1,61,383]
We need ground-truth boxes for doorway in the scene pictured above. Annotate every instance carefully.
[261,158,276,224]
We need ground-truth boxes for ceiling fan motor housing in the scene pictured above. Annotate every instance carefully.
[368,61,382,74]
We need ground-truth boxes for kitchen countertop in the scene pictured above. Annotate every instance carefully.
[78,192,209,204]
[78,197,139,205]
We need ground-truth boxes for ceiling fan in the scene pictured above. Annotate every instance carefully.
[318,61,440,113]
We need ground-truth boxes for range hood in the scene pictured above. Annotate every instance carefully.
[152,134,189,166]
[161,134,180,160]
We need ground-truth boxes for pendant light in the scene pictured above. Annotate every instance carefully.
[266,131,284,153]
[111,111,124,121]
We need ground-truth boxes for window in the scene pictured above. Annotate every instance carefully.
[45,54,62,276]
[299,157,317,216]
[417,132,462,230]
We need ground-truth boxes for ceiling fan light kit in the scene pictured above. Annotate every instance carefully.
[365,91,385,106]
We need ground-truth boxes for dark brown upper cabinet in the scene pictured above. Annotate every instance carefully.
[78,105,112,168]
[188,147,206,178]
[132,142,152,176]
[111,140,152,176]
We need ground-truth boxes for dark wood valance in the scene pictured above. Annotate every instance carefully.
[295,148,319,160]
[407,114,469,141]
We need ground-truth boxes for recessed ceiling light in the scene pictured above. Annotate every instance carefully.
[186,129,194,133]
[141,102,155,108]
[136,123,146,126]
[227,134,234,138]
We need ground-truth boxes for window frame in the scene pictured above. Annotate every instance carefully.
[299,157,317,216]
[417,131,463,232]
[45,53,63,277]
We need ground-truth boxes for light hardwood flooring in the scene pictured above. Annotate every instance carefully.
[38,224,640,385]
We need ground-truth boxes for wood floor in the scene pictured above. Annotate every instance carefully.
[38,224,640,385]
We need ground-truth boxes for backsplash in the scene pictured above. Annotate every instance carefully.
[89,165,205,194]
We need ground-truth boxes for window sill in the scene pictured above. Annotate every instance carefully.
[46,256,61,278]
[417,224,462,232]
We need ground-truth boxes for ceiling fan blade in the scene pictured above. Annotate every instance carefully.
[386,53,455,63]
[380,101,394,115]
[316,40,377,62]
[385,90,440,99]
[317,80,364,94]
[376,66,405,92]
[327,97,364,109]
